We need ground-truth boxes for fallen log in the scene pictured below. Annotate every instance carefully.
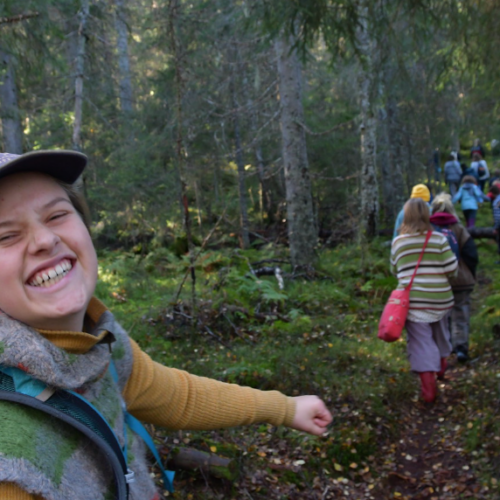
[166,447,238,480]
[468,227,496,239]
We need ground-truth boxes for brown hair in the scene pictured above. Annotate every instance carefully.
[462,175,477,185]
[55,178,92,232]
[490,184,500,196]
[399,198,431,235]
[472,152,481,161]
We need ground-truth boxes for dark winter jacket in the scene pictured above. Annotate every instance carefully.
[430,212,477,291]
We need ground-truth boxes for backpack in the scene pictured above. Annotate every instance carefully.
[477,162,486,177]
[0,362,175,499]
[432,226,460,259]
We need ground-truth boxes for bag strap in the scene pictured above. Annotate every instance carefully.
[406,230,432,291]
[0,361,176,495]
[108,361,175,493]
[0,367,129,499]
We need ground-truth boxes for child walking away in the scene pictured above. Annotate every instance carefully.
[470,152,490,192]
[391,198,458,403]
[444,154,462,197]
[0,151,332,499]
[452,175,489,228]
[430,194,478,363]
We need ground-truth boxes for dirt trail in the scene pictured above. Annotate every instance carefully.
[373,361,490,499]
[372,275,495,500]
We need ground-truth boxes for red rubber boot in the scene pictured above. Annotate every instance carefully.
[436,358,447,380]
[419,372,437,403]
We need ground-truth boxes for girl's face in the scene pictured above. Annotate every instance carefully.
[0,172,98,331]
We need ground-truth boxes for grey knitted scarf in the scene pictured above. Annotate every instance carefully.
[0,310,157,500]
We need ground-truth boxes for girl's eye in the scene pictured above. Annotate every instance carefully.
[49,211,68,221]
[0,233,16,243]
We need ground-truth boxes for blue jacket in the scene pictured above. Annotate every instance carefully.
[452,183,488,210]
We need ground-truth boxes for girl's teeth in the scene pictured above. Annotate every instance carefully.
[30,260,72,287]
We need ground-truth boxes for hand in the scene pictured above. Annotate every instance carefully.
[291,396,332,436]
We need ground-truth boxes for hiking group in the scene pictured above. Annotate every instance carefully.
[390,139,499,404]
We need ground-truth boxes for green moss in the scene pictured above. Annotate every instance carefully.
[0,401,81,485]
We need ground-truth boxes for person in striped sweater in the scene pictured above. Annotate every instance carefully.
[390,198,458,403]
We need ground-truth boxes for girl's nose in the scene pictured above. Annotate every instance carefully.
[28,224,61,254]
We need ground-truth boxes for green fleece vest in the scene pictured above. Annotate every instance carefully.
[0,310,157,500]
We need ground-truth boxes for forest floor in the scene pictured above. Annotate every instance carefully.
[96,206,500,500]
[151,272,498,500]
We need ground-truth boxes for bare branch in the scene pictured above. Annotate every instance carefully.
[0,12,39,26]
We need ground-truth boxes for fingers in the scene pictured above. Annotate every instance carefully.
[291,395,332,436]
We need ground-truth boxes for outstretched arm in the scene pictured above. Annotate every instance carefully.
[124,339,333,436]
[290,395,333,435]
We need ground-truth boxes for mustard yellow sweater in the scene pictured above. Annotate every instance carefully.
[0,298,295,499]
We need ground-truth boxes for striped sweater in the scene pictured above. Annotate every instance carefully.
[390,232,458,322]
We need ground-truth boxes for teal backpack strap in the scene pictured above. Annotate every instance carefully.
[0,366,130,499]
[109,360,175,492]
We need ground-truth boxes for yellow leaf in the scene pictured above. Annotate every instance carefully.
[257,451,266,457]
[210,446,217,453]
[334,463,343,471]
[350,462,358,469]
[394,492,402,497]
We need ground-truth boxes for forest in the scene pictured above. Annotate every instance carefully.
[1,0,500,499]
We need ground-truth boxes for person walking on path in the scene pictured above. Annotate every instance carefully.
[470,138,486,159]
[444,154,462,197]
[430,193,478,363]
[393,184,431,239]
[0,150,332,499]
[391,198,458,403]
[470,152,490,192]
[452,175,489,228]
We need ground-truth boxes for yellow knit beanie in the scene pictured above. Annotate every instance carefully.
[410,184,430,202]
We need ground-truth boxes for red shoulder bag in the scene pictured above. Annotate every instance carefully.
[378,231,432,342]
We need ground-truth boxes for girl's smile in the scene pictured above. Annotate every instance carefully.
[0,172,98,331]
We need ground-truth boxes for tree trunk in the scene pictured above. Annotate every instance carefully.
[275,35,316,269]
[378,107,393,224]
[72,0,90,151]
[356,2,379,241]
[230,49,250,249]
[245,75,272,223]
[232,101,250,249]
[386,97,407,213]
[114,0,134,114]
[0,48,23,153]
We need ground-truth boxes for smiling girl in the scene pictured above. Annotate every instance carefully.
[0,151,331,500]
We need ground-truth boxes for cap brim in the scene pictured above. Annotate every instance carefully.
[0,150,87,184]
